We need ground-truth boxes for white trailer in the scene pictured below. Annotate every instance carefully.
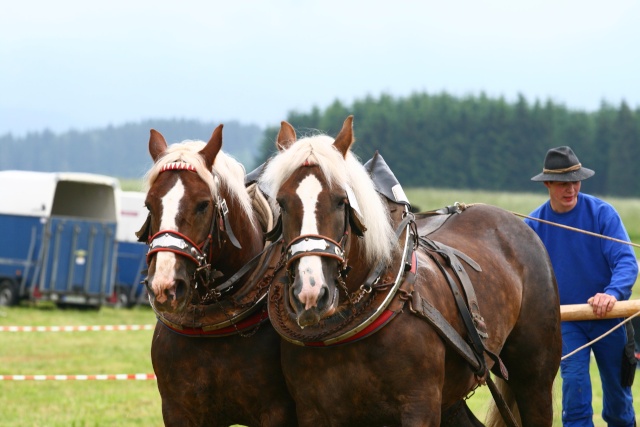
[112,190,149,307]
[0,170,120,308]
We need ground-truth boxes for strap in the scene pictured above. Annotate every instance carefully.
[264,215,282,242]
[409,292,481,370]
[425,250,488,377]
[486,376,520,427]
[212,240,280,294]
[362,212,415,291]
[409,289,519,427]
[218,198,242,249]
[424,239,487,338]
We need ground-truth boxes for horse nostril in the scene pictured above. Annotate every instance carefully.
[316,285,331,309]
[174,279,187,300]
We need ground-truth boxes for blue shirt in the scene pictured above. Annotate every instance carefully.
[525,193,637,305]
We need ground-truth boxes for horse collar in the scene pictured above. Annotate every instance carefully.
[270,210,416,346]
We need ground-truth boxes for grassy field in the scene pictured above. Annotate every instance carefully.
[1,187,639,426]
[0,305,161,427]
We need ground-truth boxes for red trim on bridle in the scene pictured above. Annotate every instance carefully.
[145,161,217,268]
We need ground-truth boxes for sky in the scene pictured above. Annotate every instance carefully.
[1,0,639,136]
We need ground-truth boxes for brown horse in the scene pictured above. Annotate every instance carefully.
[141,126,296,426]
[258,116,562,426]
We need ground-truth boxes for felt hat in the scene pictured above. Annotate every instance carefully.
[531,146,595,182]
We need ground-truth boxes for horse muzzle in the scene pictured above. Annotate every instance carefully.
[145,255,193,313]
[287,258,339,327]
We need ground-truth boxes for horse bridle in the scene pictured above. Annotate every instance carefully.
[137,161,245,297]
[282,193,415,306]
[282,188,368,295]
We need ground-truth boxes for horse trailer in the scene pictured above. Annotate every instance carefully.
[112,190,149,307]
[0,170,119,308]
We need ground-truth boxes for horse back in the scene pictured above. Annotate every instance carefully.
[415,203,560,375]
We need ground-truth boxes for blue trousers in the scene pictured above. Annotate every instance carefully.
[561,320,635,427]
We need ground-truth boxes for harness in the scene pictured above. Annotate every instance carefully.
[269,204,415,346]
[138,161,275,336]
[266,150,520,426]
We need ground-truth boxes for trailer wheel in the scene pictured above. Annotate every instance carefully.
[114,288,130,309]
[0,280,19,306]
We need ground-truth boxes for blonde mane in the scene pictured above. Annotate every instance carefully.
[259,134,396,265]
[144,140,255,228]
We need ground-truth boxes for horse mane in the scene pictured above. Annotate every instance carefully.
[260,134,396,265]
[144,140,256,228]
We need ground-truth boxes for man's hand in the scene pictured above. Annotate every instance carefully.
[587,293,618,318]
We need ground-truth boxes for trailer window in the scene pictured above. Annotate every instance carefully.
[51,182,117,221]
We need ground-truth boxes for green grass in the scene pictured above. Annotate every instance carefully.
[2,305,638,426]
[2,188,639,426]
[0,304,162,427]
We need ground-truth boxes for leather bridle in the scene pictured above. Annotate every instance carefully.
[283,196,364,280]
[138,162,245,299]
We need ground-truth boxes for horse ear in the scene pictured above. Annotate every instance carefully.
[276,121,297,151]
[149,129,168,162]
[199,124,224,170]
[333,115,354,158]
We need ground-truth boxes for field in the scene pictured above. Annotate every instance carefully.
[2,187,640,426]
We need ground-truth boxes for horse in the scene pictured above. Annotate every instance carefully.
[139,125,297,426]
[258,115,562,426]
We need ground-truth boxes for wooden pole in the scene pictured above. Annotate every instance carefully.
[560,299,640,321]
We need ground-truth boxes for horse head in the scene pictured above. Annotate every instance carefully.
[140,125,260,313]
[260,116,396,327]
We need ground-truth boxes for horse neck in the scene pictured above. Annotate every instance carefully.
[344,199,406,290]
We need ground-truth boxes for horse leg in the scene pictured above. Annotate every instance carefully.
[493,314,561,426]
[151,323,213,427]
[441,400,484,426]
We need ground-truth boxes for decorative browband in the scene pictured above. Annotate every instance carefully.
[160,162,197,173]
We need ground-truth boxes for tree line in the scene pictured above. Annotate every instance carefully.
[3,94,638,197]
[255,92,640,198]
[0,119,262,179]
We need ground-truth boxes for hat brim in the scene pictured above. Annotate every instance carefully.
[531,167,595,182]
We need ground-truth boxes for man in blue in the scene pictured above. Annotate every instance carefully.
[525,146,637,427]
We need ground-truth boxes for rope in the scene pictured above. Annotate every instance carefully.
[511,211,640,249]
[456,202,640,249]
[561,309,640,360]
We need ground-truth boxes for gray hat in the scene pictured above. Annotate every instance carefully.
[531,146,595,182]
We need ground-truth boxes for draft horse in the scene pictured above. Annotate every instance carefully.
[259,116,562,426]
[140,125,296,426]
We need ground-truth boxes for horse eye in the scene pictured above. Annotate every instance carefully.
[196,201,210,214]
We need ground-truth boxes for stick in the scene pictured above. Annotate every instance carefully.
[560,299,640,321]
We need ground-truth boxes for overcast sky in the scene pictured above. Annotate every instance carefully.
[1,0,639,136]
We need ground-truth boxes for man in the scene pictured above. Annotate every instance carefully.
[525,146,637,427]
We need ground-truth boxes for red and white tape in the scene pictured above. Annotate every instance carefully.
[0,373,156,381]
[0,324,154,332]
